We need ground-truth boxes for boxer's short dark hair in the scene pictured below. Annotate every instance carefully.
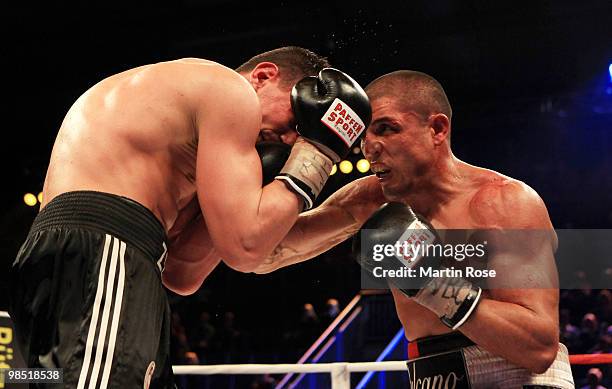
[366,70,453,120]
[236,46,330,87]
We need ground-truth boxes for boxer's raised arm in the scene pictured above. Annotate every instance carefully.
[253,176,385,274]
[196,70,302,272]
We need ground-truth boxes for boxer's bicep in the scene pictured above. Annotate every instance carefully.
[486,250,559,321]
[473,179,559,321]
[195,76,265,258]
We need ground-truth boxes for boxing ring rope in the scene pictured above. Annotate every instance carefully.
[173,361,408,389]
[173,355,612,389]
[568,353,612,365]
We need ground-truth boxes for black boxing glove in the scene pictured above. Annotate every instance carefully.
[291,68,371,161]
[352,202,482,330]
[276,68,371,210]
[256,142,291,185]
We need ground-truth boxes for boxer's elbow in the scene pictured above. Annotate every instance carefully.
[167,284,200,296]
[525,331,559,374]
[528,346,558,374]
[252,263,276,274]
[213,228,275,272]
[217,243,266,273]
[162,272,200,296]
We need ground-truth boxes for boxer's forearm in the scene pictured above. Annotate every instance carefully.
[253,204,360,274]
[253,177,384,274]
[162,216,221,295]
[162,253,221,295]
[459,297,559,374]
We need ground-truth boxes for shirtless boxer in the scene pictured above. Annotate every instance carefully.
[255,70,575,388]
[9,47,371,388]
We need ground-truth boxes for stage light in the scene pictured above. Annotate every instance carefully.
[38,192,43,203]
[330,164,337,176]
[609,63,612,83]
[24,193,37,207]
[339,160,353,174]
[356,159,370,173]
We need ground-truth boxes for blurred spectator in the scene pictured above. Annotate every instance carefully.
[560,308,581,352]
[297,303,320,346]
[579,313,601,353]
[251,374,277,389]
[301,303,318,323]
[171,312,200,365]
[588,330,612,354]
[191,311,216,360]
[595,290,612,326]
[580,367,607,389]
[215,311,244,355]
[283,303,321,350]
[321,298,340,324]
[560,285,596,324]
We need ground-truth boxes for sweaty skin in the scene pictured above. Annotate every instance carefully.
[255,95,560,374]
[42,58,303,294]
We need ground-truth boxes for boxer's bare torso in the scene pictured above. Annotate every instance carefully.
[41,58,307,294]
[257,161,558,343]
[43,59,222,237]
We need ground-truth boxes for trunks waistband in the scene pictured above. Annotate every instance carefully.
[31,191,167,261]
[408,332,475,359]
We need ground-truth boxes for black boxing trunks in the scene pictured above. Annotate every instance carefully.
[407,333,574,388]
[9,191,174,388]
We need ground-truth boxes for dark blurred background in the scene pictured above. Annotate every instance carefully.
[1,1,611,386]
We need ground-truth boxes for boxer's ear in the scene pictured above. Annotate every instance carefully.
[430,113,450,145]
[250,62,280,90]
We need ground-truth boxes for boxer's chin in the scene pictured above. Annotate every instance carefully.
[379,179,411,202]
[380,184,403,202]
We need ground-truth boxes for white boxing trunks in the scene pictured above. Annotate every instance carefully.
[407,333,574,389]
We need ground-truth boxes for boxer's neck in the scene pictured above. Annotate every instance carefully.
[401,149,465,218]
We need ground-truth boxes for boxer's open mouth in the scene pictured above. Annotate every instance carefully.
[375,170,390,179]
[371,165,391,180]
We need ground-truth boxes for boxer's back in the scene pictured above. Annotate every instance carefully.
[42,59,224,231]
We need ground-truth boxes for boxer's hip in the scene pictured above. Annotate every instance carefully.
[407,333,574,388]
[10,190,173,387]
[21,190,167,264]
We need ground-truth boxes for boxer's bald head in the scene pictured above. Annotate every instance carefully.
[366,70,452,121]
[362,71,454,201]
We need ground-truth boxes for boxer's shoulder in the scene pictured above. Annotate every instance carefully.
[180,62,260,136]
[153,59,257,105]
[468,170,550,229]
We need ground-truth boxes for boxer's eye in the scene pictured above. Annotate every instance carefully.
[374,124,395,135]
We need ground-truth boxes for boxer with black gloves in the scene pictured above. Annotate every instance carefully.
[9,46,370,389]
[254,70,574,388]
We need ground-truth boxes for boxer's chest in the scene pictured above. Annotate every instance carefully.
[426,197,490,283]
